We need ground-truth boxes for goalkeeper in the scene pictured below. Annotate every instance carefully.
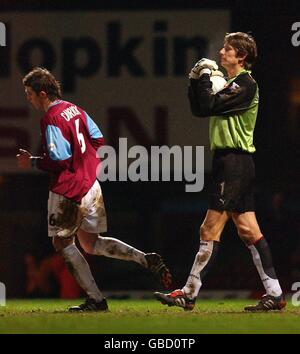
[17,67,172,312]
[155,32,286,312]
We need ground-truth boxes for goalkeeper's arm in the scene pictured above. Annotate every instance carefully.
[188,73,257,117]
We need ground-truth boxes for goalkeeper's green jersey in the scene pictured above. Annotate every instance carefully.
[188,69,259,153]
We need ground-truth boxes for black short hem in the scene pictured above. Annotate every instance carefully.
[208,206,255,213]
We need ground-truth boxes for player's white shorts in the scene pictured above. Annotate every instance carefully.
[48,180,107,237]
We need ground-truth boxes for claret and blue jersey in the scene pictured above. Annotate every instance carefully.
[36,100,104,203]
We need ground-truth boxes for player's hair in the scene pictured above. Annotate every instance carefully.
[224,32,257,69]
[23,67,62,100]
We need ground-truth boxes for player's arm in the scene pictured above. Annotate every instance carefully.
[34,122,72,172]
[188,73,257,117]
[84,112,104,150]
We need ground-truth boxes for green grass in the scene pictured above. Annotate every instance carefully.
[0,299,299,334]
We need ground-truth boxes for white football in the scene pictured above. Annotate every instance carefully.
[210,75,227,94]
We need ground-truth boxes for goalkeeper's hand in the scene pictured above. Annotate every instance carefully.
[189,58,218,79]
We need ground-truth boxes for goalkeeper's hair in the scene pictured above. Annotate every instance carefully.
[23,67,62,100]
[224,32,257,69]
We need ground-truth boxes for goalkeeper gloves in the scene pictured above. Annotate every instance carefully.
[210,70,224,78]
[189,58,218,79]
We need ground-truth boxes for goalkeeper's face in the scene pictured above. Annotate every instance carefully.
[25,86,44,111]
[219,42,244,70]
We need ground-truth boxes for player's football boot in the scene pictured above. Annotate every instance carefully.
[145,253,172,289]
[244,294,286,312]
[154,289,196,311]
[68,297,108,312]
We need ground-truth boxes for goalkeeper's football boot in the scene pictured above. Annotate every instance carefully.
[244,294,286,312]
[145,253,172,289]
[154,289,196,311]
[68,297,108,312]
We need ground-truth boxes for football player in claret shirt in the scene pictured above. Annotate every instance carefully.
[154,32,286,312]
[17,67,172,312]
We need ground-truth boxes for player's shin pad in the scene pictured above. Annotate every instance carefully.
[55,199,84,238]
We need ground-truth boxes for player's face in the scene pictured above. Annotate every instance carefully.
[24,86,44,110]
[219,42,240,70]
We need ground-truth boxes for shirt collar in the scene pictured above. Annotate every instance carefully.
[47,100,62,111]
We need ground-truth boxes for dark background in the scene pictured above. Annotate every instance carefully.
[0,0,299,297]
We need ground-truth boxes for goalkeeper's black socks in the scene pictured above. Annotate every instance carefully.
[247,237,282,297]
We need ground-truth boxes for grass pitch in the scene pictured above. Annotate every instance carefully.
[0,298,299,334]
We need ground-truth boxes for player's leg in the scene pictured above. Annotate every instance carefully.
[154,209,229,310]
[78,180,147,266]
[77,229,172,289]
[52,236,108,311]
[77,180,172,288]
[48,189,107,311]
[232,211,286,311]
[77,230,147,265]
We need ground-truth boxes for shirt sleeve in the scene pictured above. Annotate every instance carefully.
[84,112,105,150]
[36,120,72,172]
[188,73,257,118]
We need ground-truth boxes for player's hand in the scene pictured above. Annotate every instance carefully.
[189,58,218,79]
[16,149,32,169]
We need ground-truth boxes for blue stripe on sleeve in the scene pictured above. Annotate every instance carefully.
[45,125,72,161]
[84,112,103,139]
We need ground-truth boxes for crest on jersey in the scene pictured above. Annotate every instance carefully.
[48,143,56,151]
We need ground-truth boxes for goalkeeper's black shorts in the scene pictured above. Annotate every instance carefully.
[208,149,255,213]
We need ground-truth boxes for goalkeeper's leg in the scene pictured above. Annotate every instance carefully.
[232,212,285,311]
[155,210,228,309]
[183,210,227,298]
